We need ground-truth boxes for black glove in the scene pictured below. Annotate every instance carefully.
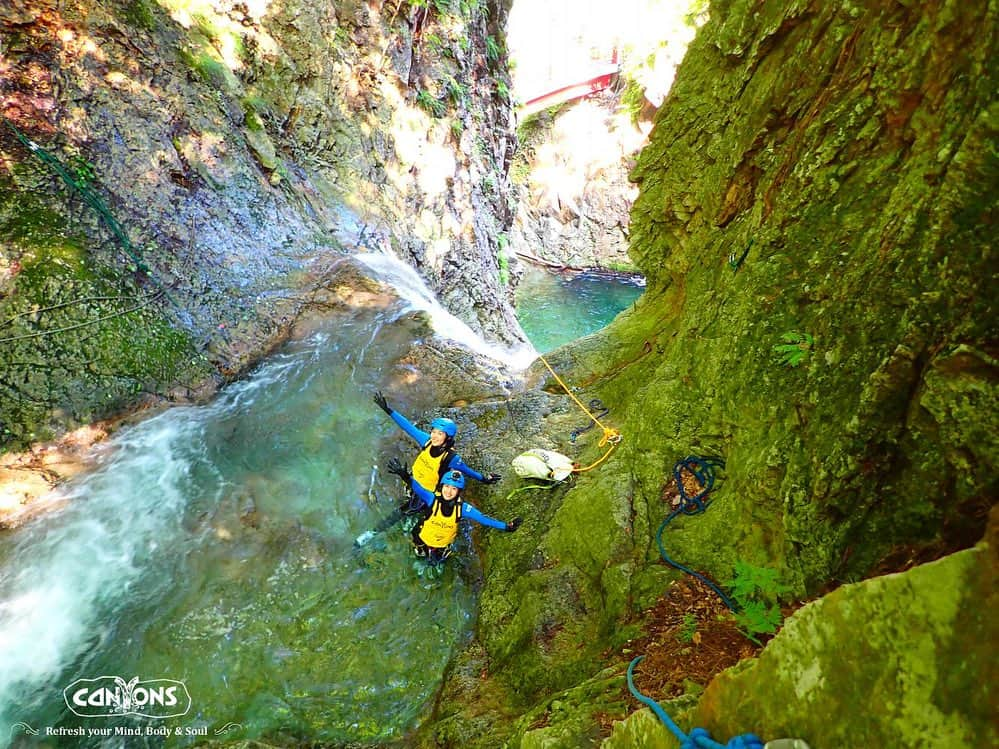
[505,517,522,533]
[373,390,391,414]
[482,472,502,485]
[386,457,411,483]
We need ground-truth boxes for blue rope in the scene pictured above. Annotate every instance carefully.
[656,457,738,611]
[627,656,764,749]
[631,463,769,747]
[627,656,686,740]
[569,398,609,443]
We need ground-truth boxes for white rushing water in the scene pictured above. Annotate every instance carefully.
[354,251,538,370]
[0,261,522,744]
[0,350,307,735]
[0,412,198,732]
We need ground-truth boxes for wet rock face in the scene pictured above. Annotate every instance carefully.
[509,94,643,273]
[0,0,521,448]
[602,528,997,747]
[417,0,997,744]
[691,532,998,748]
[622,0,997,586]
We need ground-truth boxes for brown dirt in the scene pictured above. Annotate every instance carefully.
[605,463,763,709]
[660,463,709,508]
[620,578,761,704]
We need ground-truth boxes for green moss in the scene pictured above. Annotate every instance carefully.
[693,546,994,747]
[178,46,231,89]
[0,179,211,451]
[120,0,157,31]
[604,260,641,274]
[241,96,270,131]
[2,202,89,279]
[426,0,996,741]
[602,697,698,749]
[243,123,279,170]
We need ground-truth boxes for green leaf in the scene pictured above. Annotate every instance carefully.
[773,331,813,367]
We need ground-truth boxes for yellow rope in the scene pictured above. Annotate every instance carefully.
[537,353,622,472]
[572,441,619,472]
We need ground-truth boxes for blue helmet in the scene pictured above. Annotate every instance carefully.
[440,470,465,490]
[430,417,458,438]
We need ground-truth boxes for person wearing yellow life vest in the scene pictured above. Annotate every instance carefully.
[373,390,501,497]
[386,458,521,565]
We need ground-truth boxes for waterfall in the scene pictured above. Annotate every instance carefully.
[354,251,537,370]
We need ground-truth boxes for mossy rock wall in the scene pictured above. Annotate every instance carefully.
[424,0,996,743]
[602,530,996,748]
[549,0,997,595]
[1,0,519,449]
[690,535,997,747]
[0,176,213,445]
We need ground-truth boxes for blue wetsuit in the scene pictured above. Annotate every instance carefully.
[406,477,510,563]
[388,409,487,487]
[408,478,510,532]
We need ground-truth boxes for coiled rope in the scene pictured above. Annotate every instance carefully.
[657,456,737,610]
[569,398,609,442]
[537,353,621,472]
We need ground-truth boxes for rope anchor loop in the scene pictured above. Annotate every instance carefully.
[537,353,623,473]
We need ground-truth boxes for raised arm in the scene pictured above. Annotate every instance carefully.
[461,502,522,532]
[448,455,501,484]
[409,478,435,508]
[373,391,429,444]
[386,457,435,508]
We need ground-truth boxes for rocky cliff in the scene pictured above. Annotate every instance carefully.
[0,0,519,451]
[508,94,643,273]
[603,522,996,748]
[1,0,995,745]
[419,0,997,745]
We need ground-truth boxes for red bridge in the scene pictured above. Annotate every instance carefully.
[518,62,620,117]
[516,44,620,117]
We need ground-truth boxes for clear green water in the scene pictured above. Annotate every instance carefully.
[0,257,637,747]
[515,266,644,352]
[0,305,477,747]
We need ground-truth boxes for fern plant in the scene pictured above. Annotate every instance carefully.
[724,561,788,643]
[443,75,467,105]
[423,32,444,52]
[485,35,501,63]
[416,89,446,118]
[773,331,814,367]
[677,612,698,643]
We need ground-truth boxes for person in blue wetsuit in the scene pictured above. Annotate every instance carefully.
[386,458,521,565]
[373,390,500,497]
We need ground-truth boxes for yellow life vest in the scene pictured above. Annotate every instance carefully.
[418,498,462,548]
[411,441,453,492]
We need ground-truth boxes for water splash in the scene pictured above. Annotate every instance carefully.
[0,410,200,728]
[355,251,537,370]
[0,312,478,745]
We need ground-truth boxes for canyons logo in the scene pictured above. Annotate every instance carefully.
[63,676,192,718]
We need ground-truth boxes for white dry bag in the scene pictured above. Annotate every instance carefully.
[511,449,575,482]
